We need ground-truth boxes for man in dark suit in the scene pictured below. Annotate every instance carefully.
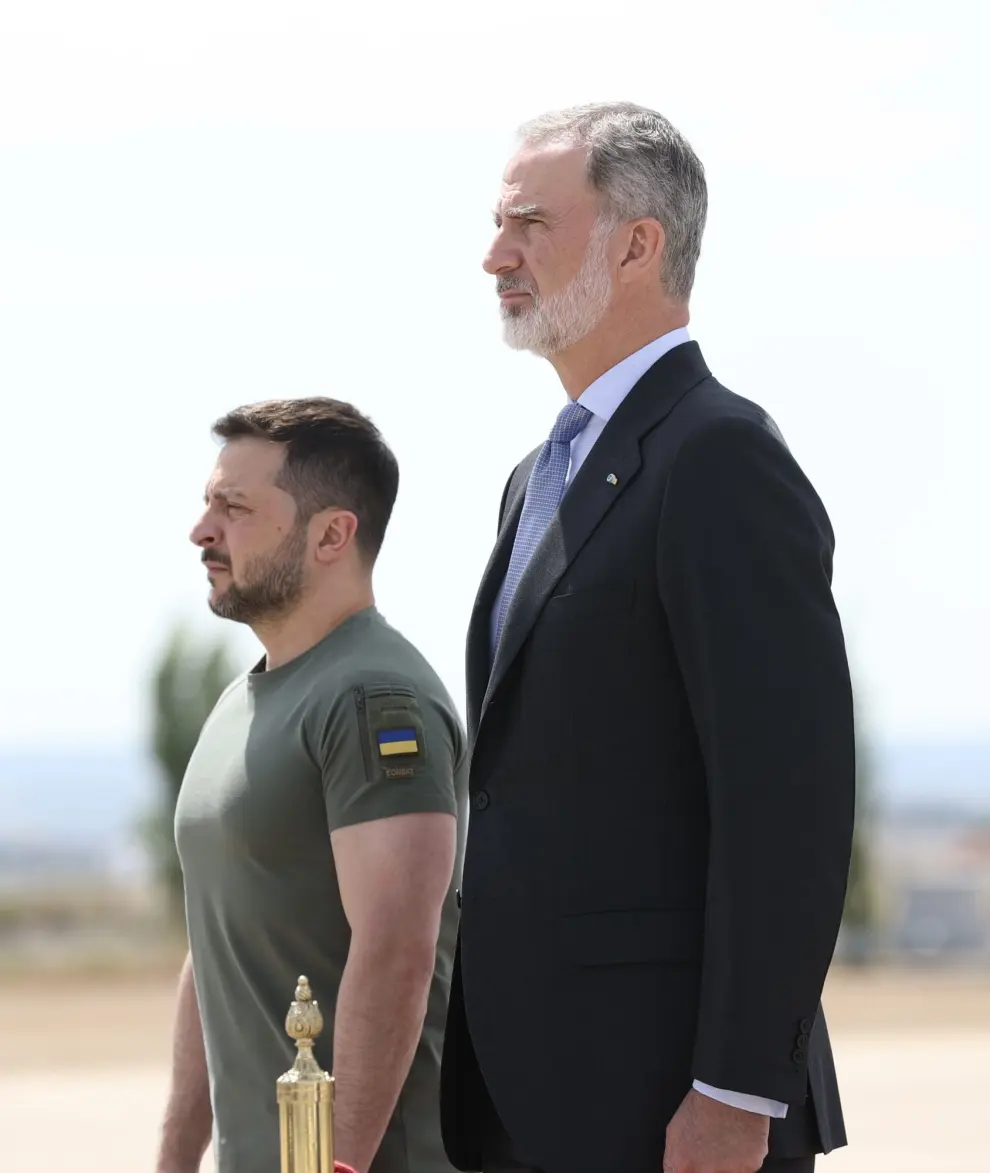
[440,103,856,1173]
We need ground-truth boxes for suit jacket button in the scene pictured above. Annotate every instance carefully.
[799,1017,814,1034]
[792,1049,806,1064]
[473,790,490,811]
[796,1034,810,1049]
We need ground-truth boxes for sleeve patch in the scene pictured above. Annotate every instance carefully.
[355,683,429,780]
[377,727,420,757]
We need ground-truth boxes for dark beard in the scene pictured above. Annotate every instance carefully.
[208,523,308,626]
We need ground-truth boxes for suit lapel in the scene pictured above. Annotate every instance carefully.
[480,430,641,725]
[464,454,536,740]
[477,341,711,734]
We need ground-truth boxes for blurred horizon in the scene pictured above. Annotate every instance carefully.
[3,736,988,852]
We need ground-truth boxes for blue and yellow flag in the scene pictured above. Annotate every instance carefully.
[377,727,419,757]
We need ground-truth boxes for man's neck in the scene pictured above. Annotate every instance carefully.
[253,586,375,671]
[551,302,689,399]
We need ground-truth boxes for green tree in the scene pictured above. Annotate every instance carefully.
[841,707,878,963]
[143,623,238,925]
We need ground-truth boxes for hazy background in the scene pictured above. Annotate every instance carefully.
[0,2,988,1171]
[2,0,987,859]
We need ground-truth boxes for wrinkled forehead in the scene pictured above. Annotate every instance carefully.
[206,436,288,499]
[495,141,597,221]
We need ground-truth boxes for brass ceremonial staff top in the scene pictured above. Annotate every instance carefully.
[277,976,356,1173]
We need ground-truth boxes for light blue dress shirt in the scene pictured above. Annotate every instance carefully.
[490,326,788,1119]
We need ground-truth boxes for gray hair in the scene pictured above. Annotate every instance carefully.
[517,102,708,301]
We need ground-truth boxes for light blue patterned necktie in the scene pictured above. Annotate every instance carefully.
[493,400,592,650]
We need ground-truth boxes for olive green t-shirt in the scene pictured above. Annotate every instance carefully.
[174,607,468,1173]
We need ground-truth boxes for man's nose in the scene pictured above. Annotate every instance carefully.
[190,516,220,548]
[483,232,521,277]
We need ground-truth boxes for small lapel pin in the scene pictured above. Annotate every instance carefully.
[606,473,618,486]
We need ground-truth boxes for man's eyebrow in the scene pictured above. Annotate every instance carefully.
[204,486,248,504]
[493,203,547,223]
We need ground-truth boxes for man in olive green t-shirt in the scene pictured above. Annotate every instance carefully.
[156,398,468,1173]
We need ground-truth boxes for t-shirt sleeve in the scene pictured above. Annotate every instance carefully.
[318,679,461,832]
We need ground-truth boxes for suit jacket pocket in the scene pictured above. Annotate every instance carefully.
[543,580,636,619]
[557,907,703,967]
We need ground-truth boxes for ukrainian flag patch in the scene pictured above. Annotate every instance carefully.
[377,727,419,757]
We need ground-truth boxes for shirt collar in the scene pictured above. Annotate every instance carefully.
[576,326,691,423]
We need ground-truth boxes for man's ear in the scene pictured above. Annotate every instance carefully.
[617,217,665,283]
[313,509,360,563]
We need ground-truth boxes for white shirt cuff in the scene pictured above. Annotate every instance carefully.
[692,1080,789,1118]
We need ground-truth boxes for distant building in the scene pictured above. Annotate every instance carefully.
[874,813,990,963]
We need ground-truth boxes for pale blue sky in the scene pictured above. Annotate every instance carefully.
[0,1,986,750]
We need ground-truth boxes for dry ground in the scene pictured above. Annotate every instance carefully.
[0,964,987,1171]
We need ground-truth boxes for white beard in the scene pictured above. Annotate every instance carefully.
[501,219,614,357]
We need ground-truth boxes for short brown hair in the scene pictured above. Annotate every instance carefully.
[212,397,399,562]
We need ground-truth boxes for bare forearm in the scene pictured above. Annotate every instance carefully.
[331,938,435,1173]
[156,953,212,1173]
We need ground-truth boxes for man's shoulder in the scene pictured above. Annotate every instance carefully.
[646,370,799,480]
[317,617,468,783]
[324,614,463,724]
[660,373,833,534]
[677,375,784,440]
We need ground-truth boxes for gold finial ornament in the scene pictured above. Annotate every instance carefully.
[277,976,336,1173]
[285,976,324,1043]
